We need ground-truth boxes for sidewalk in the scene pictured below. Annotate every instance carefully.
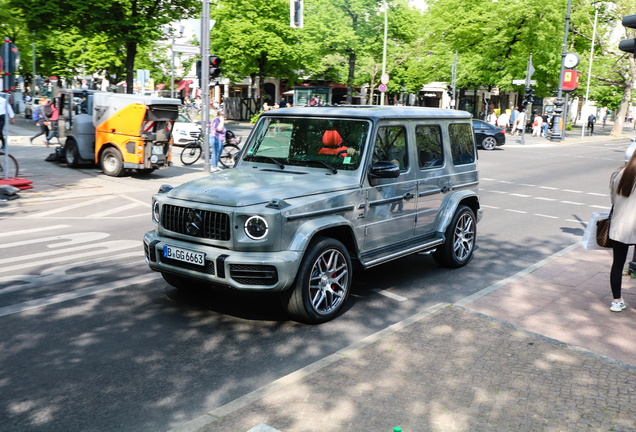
[506,121,636,147]
[172,245,636,432]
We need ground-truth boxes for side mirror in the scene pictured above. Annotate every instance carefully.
[369,160,400,179]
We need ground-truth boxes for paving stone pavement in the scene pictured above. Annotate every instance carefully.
[178,245,636,432]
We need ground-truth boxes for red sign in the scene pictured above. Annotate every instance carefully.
[562,70,580,92]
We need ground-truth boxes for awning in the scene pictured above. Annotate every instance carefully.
[175,80,192,91]
[282,90,294,95]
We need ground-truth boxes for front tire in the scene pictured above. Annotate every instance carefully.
[100,147,124,177]
[481,136,497,150]
[180,142,202,166]
[433,205,476,268]
[281,237,352,324]
[65,139,80,168]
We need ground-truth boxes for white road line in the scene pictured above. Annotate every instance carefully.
[0,273,162,318]
[490,190,507,194]
[0,225,70,238]
[565,219,586,225]
[0,240,141,274]
[1,232,109,249]
[519,184,536,187]
[510,193,531,198]
[481,205,500,209]
[539,186,558,190]
[589,205,609,209]
[534,214,559,219]
[372,288,408,302]
[122,195,152,208]
[498,180,513,184]
[481,178,495,181]
[562,189,583,193]
[587,192,609,197]
[26,196,117,218]
[505,209,527,214]
[86,203,141,218]
[534,197,557,201]
[560,201,584,205]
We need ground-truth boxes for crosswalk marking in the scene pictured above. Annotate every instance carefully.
[1,232,109,249]
[26,196,117,218]
[0,225,70,238]
[87,203,141,218]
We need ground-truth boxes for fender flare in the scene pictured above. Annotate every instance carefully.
[435,190,481,235]
[287,215,358,255]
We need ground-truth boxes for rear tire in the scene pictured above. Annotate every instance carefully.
[65,138,80,168]
[219,144,240,169]
[281,237,352,324]
[100,147,124,177]
[433,205,476,268]
[481,136,497,150]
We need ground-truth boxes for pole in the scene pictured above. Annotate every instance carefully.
[171,35,175,99]
[201,0,211,174]
[550,0,573,142]
[380,0,388,106]
[4,39,9,180]
[32,32,36,96]
[562,93,569,140]
[521,53,533,145]
[582,7,598,139]
[451,51,457,109]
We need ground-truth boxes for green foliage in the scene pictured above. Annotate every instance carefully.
[250,110,263,124]
[590,86,627,112]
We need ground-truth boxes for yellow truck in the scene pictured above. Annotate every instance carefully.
[56,90,181,176]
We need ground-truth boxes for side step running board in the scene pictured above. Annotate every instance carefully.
[360,234,444,269]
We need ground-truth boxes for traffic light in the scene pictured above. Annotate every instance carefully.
[618,14,636,55]
[523,86,535,105]
[196,60,202,88]
[209,55,222,80]
[447,84,454,98]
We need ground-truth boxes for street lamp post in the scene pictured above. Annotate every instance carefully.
[380,0,388,106]
[549,0,573,142]
[171,34,175,99]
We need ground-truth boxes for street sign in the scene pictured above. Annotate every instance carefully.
[173,45,199,54]
[379,83,387,92]
[513,79,536,85]
[381,73,389,85]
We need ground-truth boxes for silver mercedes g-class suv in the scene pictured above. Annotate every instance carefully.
[144,106,482,323]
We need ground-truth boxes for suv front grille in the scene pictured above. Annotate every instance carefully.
[229,264,278,286]
[162,204,231,241]
[160,256,215,275]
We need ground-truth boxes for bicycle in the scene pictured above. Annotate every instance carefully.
[0,152,19,178]
[180,131,242,169]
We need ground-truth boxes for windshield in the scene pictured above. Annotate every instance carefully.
[244,116,371,171]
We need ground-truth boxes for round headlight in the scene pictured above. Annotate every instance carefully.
[244,216,268,240]
[152,201,160,224]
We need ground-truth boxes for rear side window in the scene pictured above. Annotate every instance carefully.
[416,125,444,169]
[373,126,408,171]
[448,123,475,166]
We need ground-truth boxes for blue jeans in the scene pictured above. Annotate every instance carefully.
[542,123,548,136]
[210,136,223,168]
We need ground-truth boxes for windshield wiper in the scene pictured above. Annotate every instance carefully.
[246,155,285,169]
[302,159,338,174]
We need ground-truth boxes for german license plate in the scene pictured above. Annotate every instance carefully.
[163,245,205,266]
[152,146,164,155]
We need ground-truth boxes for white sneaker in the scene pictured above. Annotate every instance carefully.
[610,300,626,312]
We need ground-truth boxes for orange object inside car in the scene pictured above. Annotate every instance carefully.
[318,129,348,157]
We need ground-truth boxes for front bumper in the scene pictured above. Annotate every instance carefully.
[143,230,303,292]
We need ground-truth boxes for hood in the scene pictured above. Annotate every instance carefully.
[167,166,360,207]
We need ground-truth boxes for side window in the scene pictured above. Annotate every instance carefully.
[448,123,475,166]
[373,126,408,171]
[416,125,444,169]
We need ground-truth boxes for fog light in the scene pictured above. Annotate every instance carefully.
[244,216,268,240]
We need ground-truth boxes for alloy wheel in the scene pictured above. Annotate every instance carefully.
[453,213,475,262]
[308,249,349,315]
[482,137,497,150]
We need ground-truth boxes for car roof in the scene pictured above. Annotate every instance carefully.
[262,106,473,120]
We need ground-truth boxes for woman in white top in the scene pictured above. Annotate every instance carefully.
[487,111,497,125]
[531,114,543,137]
[514,109,526,135]
[608,151,636,312]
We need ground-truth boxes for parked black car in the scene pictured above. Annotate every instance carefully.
[472,120,506,150]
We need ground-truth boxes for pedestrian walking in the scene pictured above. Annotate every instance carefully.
[542,112,549,137]
[0,96,16,150]
[510,106,520,132]
[497,111,509,129]
[608,152,636,312]
[588,113,596,135]
[603,114,607,127]
[513,109,525,136]
[531,114,543,137]
[487,111,497,126]
[44,99,60,146]
[29,98,50,147]
[209,109,226,171]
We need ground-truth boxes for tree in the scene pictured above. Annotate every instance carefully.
[10,0,199,93]
[210,0,304,105]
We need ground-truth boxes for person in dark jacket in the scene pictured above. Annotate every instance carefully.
[588,114,596,135]
[29,99,50,147]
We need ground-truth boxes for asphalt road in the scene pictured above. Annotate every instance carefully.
[0,137,630,432]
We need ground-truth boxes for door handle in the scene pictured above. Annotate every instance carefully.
[441,184,452,193]
[403,192,415,201]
